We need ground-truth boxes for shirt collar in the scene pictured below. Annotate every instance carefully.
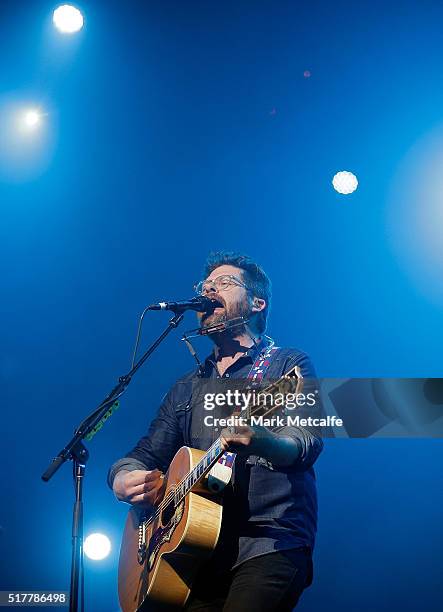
[202,336,271,375]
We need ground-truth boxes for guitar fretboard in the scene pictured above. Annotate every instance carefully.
[173,438,224,506]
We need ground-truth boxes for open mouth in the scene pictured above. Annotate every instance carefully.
[201,298,225,320]
[209,298,224,309]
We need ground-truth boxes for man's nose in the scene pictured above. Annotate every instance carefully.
[202,284,217,296]
[203,287,224,305]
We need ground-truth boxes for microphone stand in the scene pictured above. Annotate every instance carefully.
[41,312,185,612]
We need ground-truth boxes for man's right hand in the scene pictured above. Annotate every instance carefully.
[112,469,166,508]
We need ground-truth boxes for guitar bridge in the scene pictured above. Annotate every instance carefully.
[137,516,147,565]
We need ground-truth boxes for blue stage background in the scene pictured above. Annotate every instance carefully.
[1,1,442,610]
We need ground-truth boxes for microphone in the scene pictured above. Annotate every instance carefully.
[147,296,221,313]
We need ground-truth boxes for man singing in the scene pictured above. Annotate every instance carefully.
[108,251,323,611]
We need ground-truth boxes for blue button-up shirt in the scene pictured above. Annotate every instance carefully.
[108,340,323,569]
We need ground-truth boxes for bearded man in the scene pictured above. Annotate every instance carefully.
[108,251,323,611]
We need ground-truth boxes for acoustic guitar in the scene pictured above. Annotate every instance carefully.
[118,365,303,611]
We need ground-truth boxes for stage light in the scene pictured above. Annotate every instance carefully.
[24,110,41,128]
[83,533,111,561]
[332,171,358,195]
[53,5,84,33]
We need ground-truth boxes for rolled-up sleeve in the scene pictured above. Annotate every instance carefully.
[107,385,184,489]
[281,425,323,470]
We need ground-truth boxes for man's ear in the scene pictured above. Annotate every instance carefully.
[251,297,266,313]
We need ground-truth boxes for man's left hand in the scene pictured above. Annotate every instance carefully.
[220,424,272,455]
[220,424,300,467]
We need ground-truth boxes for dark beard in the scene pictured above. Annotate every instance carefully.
[200,297,252,338]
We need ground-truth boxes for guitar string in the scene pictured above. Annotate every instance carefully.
[143,437,221,526]
[142,367,301,528]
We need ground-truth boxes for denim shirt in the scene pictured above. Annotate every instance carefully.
[108,341,323,569]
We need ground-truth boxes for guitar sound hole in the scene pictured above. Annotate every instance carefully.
[161,499,175,526]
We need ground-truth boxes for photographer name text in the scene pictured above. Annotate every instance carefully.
[203,415,343,428]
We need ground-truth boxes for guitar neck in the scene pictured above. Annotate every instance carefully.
[173,438,225,505]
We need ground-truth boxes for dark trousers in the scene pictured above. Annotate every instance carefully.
[185,549,313,612]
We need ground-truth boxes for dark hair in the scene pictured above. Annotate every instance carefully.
[203,251,272,333]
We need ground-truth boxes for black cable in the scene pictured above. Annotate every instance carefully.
[131,306,151,369]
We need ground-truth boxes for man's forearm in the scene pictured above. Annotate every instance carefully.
[252,428,301,467]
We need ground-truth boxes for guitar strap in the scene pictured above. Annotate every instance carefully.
[207,340,280,491]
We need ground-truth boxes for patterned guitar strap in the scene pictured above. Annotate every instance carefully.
[207,340,280,492]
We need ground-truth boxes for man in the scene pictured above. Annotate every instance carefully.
[108,251,323,611]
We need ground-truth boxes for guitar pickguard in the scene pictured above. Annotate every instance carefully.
[146,501,185,571]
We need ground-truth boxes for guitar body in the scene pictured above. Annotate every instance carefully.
[118,447,223,611]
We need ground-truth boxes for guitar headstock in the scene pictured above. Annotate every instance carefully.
[248,365,304,420]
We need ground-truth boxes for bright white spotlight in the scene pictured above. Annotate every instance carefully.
[83,533,111,561]
[24,110,41,128]
[53,5,84,33]
[332,171,358,195]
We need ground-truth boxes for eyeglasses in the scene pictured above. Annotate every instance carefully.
[194,274,248,296]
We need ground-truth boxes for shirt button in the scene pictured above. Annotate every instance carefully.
[225,373,230,378]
